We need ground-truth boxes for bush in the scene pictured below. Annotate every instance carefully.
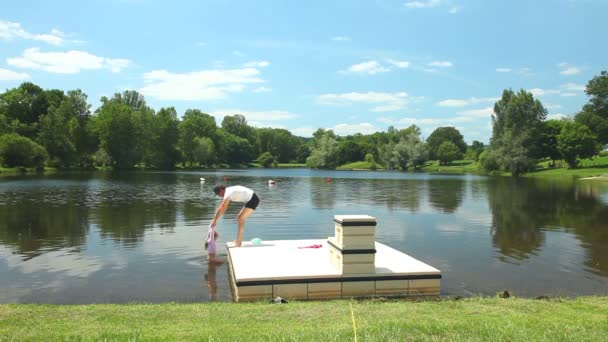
[479,149,499,171]
[0,133,47,169]
[257,152,276,168]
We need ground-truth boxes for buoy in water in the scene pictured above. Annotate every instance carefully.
[325,177,331,183]
[268,180,276,185]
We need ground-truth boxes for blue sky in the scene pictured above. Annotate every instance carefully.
[1,0,606,143]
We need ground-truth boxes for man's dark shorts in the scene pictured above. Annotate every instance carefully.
[245,193,259,210]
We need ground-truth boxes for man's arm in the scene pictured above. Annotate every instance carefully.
[211,198,230,227]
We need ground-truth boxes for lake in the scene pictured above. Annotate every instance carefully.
[1,169,607,303]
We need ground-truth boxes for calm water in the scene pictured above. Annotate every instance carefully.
[1,169,607,303]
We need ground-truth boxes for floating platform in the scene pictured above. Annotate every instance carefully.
[227,239,441,302]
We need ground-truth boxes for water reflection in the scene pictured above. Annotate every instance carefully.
[1,171,607,302]
[487,178,608,276]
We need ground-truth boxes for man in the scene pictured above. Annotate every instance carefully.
[211,184,259,247]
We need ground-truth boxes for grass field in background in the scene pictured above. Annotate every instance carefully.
[1,297,607,341]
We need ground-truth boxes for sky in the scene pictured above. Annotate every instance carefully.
[1,0,606,143]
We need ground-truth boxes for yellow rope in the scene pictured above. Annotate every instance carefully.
[350,303,358,342]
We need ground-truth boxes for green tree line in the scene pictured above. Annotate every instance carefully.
[1,71,606,173]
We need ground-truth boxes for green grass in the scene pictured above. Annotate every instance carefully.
[336,161,381,170]
[1,297,607,341]
[419,160,482,174]
[527,155,608,178]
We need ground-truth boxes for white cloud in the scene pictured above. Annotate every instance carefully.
[387,59,410,68]
[496,67,512,73]
[560,67,580,75]
[316,91,408,112]
[545,104,563,110]
[140,68,264,101]
[0,20,65,45]
[290,126,316,137]
[233,50,245,57]
[560,83,585,91]
[528,88,560,97]
[244,60,270,68]
[528,84,584,98]
[449,6,461,14]
[341,60,390,75]
[558,62,582,76]
[428,60,453,68]
[333,123,380,135]
[438,99,468,107]
[404,0,441,8]
[332,36,351,41]
[457,106,494,117]
[547,113,568,120]
[211,109,298,123]
[437,97,498,107]
[253,86,272,93]
[7,48,131,74]
[0,68,30,81]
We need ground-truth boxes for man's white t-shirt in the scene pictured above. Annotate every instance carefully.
[223,185,254,203]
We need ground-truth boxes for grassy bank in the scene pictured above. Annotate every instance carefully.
[1,297,607,341]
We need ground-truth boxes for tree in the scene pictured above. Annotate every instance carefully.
[150,107,180,169]
[538,120,565,166]
[178,109,217,166]
[257,151,276,168]
[38,89,95,168]
[193,137,215,166]
[337,139,364,165]
[256,128,303,163]
[575,111,608,147]
[436,141,461,165]
[0,133,47,169]
[377,142,396,170]
[94,101,139,169]
[426,126,466,160]
[465,141,485,161]
[486,89,547,176]
[364,153,378,170]
[215,129,255,165]
[557,121,601,168]
[221,114,255,144]
[575,71,608,146]
[392,139,410,170]
[0,82,50,138]
[306,131,340,169]
[493,130,536,177]
[403,133,428,169]
[38,102,76,167]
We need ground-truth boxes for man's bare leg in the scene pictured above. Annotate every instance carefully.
[233,207,254,247]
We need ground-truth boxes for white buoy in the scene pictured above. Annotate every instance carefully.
[268,180,275,185]
[200,177,205,182]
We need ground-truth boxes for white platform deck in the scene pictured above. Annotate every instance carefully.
[227,239,441,301]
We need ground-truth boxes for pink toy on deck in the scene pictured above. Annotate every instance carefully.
[206,224,217,254]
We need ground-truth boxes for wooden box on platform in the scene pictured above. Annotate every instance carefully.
[328,215,377,275]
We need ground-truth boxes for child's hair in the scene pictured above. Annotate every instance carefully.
[213,184,225,195]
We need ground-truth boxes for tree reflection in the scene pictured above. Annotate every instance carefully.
[427,179,465,213]
[310,178,336,209]
[487,178,608,276]
[0,196,89,259]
